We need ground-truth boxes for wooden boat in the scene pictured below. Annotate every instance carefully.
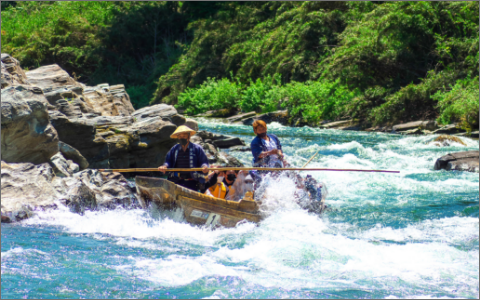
[135,176,263,228]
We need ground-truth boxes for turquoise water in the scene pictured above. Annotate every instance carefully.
[2,120,479,299]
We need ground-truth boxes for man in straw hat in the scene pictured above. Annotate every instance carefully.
[158,125,209,191]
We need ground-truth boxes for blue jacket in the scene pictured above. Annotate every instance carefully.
[251,133,282,165]
[163,142,209,179]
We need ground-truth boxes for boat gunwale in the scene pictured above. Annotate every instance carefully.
[135,176,260,214]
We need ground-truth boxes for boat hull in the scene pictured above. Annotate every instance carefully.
[135,176,263,228]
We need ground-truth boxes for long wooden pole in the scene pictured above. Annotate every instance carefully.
[99,167,399,173]
[302,151,319,168]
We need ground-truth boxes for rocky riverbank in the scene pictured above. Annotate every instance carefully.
[204,109,479,138]
[1,54,244,223]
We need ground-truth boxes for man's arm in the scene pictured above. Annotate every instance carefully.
[158,146,176,173]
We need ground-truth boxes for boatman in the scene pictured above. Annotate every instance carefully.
[251,120,286,168]
[158,125,209,191]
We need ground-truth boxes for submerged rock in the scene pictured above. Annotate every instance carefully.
[430,135,467,147]
[434,151,479,172]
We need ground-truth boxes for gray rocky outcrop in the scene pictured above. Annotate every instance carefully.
[240,110,290,126]
[1,85,59,164]
[82,83,135,117]
[0,54,247,223]
[1,160,138,222]
[434,151,479,172]
[1,54,27,88]
[59,141,89,170]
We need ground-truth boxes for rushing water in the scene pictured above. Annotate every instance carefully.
[2,119,479,299]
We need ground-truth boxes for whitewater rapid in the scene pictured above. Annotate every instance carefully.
[2,120,478,299]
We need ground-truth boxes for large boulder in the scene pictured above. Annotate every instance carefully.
[1,161,66,221]
[434,151,479,172]
[82,83,135,117]
[132,104,185,126]
[241,110,290,126]
[1,85,59,164]
[26,64,81,89]
[392,120,438,133]
[58,141,89,170]
[1,161,138,222]
[1,53,28,88]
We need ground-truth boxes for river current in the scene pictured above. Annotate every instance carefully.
[2,119,479,299]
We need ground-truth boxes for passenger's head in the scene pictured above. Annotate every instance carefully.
[252,120,267,137]
[225,169,237,183]
[244,175,254,191]
[217,171,226,183]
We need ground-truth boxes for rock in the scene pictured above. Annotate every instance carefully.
[229,145,252,152]
[1,85,59,164]
[227,111,256,123]
[133,103,178,121]
[185,118,199,131]
[217,152,244,167]
[454,131,479,139]
[82,83,135,117]
[432,124,466,135]
[50,152,76,177]
[43,85,95,117]
[400,128,422,135]
[434,151,479,172]
[196,130,215,140]
[26,64,81,89]
[392,120,438,132]
[364,125,393,132]
[1,215,12,223]
[242,110,290,126]
[59,141,89,170]
[430,135,467,147]
[67,180,97,214]
[320,119,359,129]
[1,161,60,221]
[74,169,138,209]
[195,109,235,118]
[1,53,27,88]
[212,137,245,148]
[1,160,139,221]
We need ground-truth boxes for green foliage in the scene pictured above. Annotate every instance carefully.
[155,1,478,127]
[239,74,282,113]
[433,76,479,130]
[1,1,221,109]
[280,79,361,124]
[2,1,478,127]
[178,77,242,115]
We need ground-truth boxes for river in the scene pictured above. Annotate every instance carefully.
[2,119,479,299]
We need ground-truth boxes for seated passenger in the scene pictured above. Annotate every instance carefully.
[205,170,229,199]
[204,167,245,200]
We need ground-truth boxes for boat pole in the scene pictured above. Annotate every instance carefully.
[302,151,319,168]
[99,167,400,173]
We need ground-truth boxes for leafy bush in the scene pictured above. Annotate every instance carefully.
[433,76,479,130]
[239,74,281,113]
[177,77,242,115]
[281,79,361,124]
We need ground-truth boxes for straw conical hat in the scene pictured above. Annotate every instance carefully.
[170,125,196,139]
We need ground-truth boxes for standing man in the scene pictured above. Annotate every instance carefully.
[251,120,286,168]
[158,125,209,191]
